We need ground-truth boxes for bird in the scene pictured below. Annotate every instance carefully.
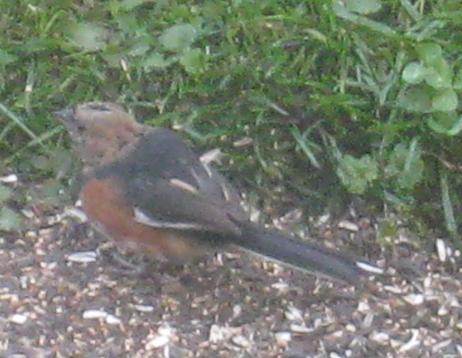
[55,102,381,286]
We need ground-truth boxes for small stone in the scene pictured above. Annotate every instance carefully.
[208,325,240,343]
[145,335,169,350]
[346,324,356,332]
[21,209,35,219]
[232,305,242,319]
[9,314,27,325]
[158,325,173,337]
[362,313,374,328]
[370,331,389,344]
[357,300,371,313]
[209,325,225,343]
[285,306,304,322]
[64,207,88,222]
[438,305,448,316]
[275,332,291,346]
[403,294,424,305]
[330,353,342,358]
[232,335,250,348]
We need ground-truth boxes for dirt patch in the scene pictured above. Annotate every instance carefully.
[1,207,461,357]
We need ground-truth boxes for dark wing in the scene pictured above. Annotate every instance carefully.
[113,128,247,236]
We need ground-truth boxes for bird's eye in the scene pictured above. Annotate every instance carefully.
[87,103,112,112]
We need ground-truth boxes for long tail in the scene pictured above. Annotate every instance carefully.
[233,222,381,286]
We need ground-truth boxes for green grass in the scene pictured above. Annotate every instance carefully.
[1,0,462,242]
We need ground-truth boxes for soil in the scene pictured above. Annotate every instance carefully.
[1,205,461,357]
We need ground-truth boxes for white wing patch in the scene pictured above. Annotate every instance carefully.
[201,162,213,178]
[221,183,230,201]
[169,178,199,194]
[355,261,384,274]
[133,207,203,230]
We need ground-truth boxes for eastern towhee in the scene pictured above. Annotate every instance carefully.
[55,102,380,286]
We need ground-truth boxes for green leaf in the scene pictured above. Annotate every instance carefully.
[143,52,173,71]
[159,24,197,52]
[68,22,108,51]
[0,184,13,203]
[402,62,426,84]
[333,3,396,36]
[0,207,22,232]
[179,48,206,74]
[36,179,67,207]
[290,127,321,169]
[416,42,443,65]
[344,0,382,14]
[398,86,432,113]
[119,0,153,11]
[49,149,74,177]
[401,142,423,189]
[377,219,398,240]
[0,49,17,66]
[336,154,378,194]
[432,88,458,112]
[127,37,152,57]
[385,142,423,190]
[424,58,452,89]
[427,111,462,136]
[453,68,462,91]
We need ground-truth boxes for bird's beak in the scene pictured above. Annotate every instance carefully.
[53,107,75,122]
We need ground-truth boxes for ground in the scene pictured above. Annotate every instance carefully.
[1,203,461,358]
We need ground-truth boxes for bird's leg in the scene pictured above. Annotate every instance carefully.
[97,241,148,275]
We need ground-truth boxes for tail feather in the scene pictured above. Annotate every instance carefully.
[234,222,377,285]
